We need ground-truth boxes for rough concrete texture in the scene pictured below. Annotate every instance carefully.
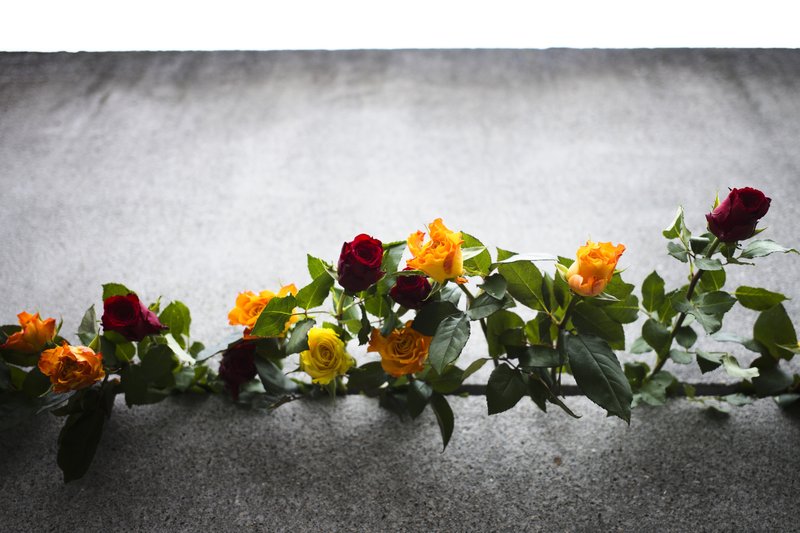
[1,50,800,531]
[1,50,799,385]
[1,395,799,532]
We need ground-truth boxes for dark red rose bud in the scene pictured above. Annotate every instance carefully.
[218,342,257,401]
[706,187,771,242]
[101,293,167,342]
[389,268,432,309]
[337,234,385,293]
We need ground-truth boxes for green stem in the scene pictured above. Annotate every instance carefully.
[335,290,346,321]
[553,295,579,392]
[649,237,721,377]
[458,283,494,366]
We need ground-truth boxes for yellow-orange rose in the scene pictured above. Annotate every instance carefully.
[1,311,57,353]
[38,342,105,393]
[299,327,354,385]
[566,241,626,297]
[367,321,431,377]
[228,284,298,334]
[407,218,465,284]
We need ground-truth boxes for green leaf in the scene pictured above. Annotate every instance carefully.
[461,358,490,381]
[695,350,723,374]
[491,253,557,267]
[641,271,666,314]
[630,336,652,354]
[159,301,191,347]
[307,254,331,279]
[753,304,797,360]
[637,371,675,406]
[479,273,507,300]
[467,292,505,320]
[571,302,625,350]
[486,363,527,415]
[77,305,98,345]
[140,344,178,383]
[286,319,315,355]
[425,365,464,394]
[250,295,297,337]
[377,242,406,294]
[668,349,692,365]
[734,286,788,311]
[102,283,132,299]
[698,269,726,293]
[486,310,524,357]
[497,261,547,311]
[346,361,388,393]
[675,326,697,349]
[22,367,51,398]
[694,257,724,271]
[255,358,297,394]
[411,301,460,336]
[430,393,454,451]
[642,318,672,356]
[428,314,471,374]
[565,334,632,423]
[461,233,492,276]
[751,356,793,395]
[407,380,432,418]
[662,206,688,240]
[510,345,562,368]
[721,354,759,380]
[57,385,115,482]
[296,273,335,310]
[603,294,640,324]
[496,247,517,262]
[667,242,689,262]
[674,291,737,334]
[740,239,799,259]
[358,305,371,346]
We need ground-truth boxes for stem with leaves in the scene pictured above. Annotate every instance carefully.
[649,237,721,377]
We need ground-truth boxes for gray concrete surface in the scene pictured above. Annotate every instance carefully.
[1,395,799,532]
[1,50,800,531]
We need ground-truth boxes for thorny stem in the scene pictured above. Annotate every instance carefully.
[649,237,721,378]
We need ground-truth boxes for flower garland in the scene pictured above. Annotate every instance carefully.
[1,187,797,483]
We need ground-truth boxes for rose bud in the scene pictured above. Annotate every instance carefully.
[407,218,466,284]
[706,187,771,242]
[389,267,432,309]
[1,311,57,353]
[337,234,385,293]
[102,293,167,342]
[38,342,105,393]
[218,341,258,400]
[567,241,626,297]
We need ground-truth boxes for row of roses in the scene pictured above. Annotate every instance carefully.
[1,186,796,482]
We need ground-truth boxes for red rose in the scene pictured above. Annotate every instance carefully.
[337,234,385,292]
[101,293,167,342]
[706,187,771,242]
[389,268,432,309]
[218,341,257,400]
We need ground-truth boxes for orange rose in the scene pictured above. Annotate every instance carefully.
[38,342,105,393]
[228,284,298,335]
[367,321,432,377]
[407,218,466,284]
[1,311,57,353]
[566,241,626,297]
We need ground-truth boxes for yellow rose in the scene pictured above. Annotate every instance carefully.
[38,342,105,393]
[1,311,57,353]
[228,284,298,335]
[299,327,354,385]
[566,241,626,297]
[407,218,466,284]
[367,321,431,377]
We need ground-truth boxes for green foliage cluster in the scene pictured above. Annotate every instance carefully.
[1,198,798,483]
